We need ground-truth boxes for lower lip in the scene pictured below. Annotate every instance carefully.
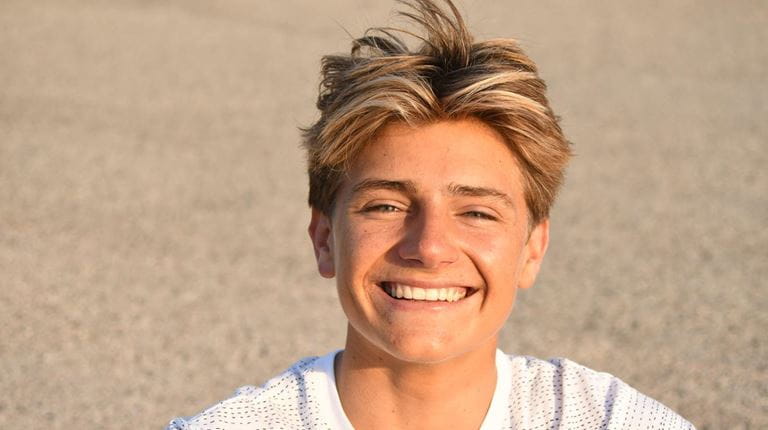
[373,284,476,311]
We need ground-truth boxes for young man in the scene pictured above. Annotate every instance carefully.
[168,1,694,428]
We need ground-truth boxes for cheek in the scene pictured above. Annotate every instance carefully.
[461,230,527,315]
[463,230,522,272]
[335,221,400,279]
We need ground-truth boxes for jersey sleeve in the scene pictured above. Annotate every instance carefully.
[506,355,695,429]
[553,358,696,430]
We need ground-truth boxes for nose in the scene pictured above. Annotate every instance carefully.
[397,207,459,269]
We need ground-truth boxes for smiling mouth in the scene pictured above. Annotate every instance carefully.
[378,282,474,303]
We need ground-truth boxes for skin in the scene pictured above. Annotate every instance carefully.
[309,118,549,430]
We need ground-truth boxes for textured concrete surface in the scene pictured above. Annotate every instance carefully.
[1,1,766,429]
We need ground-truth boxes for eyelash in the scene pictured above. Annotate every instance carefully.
[362,205,497,221]
[362,204,403,213]
[462,211,497,221]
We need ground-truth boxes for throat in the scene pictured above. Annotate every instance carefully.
[335,343,498,430]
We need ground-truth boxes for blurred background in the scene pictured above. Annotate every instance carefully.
[1,0,765,428]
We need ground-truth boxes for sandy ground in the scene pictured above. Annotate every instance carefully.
[1,0,766,428]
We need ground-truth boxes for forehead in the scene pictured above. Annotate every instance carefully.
[343,119,524,194]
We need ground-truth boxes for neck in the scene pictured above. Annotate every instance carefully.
[335,327,499,430]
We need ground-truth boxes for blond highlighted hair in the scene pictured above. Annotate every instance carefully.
[302,0,571,225]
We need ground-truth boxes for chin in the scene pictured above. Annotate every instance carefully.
[378,330,476,365]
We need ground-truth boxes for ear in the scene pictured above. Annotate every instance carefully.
[518,219,550,289]
[308,208,335,278]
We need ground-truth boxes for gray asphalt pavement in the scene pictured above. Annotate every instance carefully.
[1,1,766,428]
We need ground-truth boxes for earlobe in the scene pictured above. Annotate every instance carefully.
[519,219,550,289]
[308,208,335,278]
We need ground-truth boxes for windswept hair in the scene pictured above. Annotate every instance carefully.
[302,0,571,225]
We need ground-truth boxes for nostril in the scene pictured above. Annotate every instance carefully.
[397,238,459,268]
[396,213,459,268]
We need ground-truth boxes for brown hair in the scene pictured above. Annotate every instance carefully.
[302,0,571,225]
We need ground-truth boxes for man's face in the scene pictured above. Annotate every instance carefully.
[309,119,549,364]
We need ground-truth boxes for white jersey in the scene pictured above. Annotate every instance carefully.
[166,350,694,429]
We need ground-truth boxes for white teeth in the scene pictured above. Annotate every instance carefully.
[383,283,469,302]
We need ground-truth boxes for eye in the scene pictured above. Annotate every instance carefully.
[462,210,498,221]
[361,204,403,213]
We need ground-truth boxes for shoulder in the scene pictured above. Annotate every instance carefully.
[502,354,695,429]
[165,356,324,430]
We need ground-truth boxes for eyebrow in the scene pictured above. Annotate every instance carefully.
[351,178,418,195]
[447,183,516,208]
[351,178,515,209]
